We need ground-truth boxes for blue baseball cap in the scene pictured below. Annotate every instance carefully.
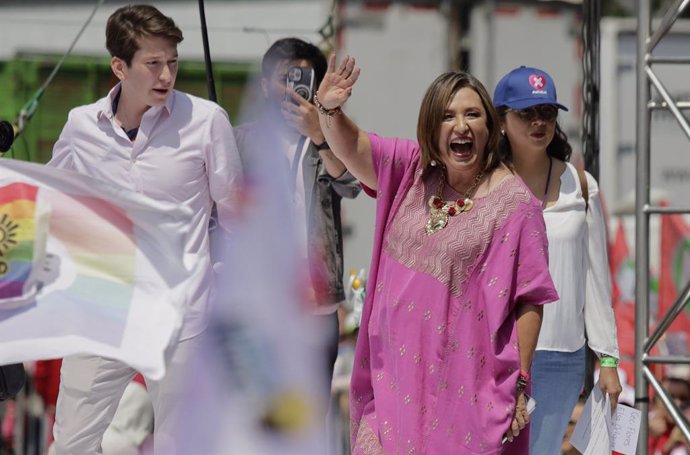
[493,66,568,111]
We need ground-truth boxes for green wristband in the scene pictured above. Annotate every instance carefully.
[600,356,619,368]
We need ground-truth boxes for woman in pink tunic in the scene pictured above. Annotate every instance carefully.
[315,56,558,454]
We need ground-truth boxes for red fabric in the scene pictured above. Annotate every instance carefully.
[33,359,62,407]
[1,400,15,449]
[649,427,672,455]
[608,219,666,385]
[609,220,636,383]
[610,220,630,304]
[33,359,62,449]
[658,210,690,353]
[133,373,146,387]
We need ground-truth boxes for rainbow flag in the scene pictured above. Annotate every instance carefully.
[0,158,195,379]
[0,182,39,300]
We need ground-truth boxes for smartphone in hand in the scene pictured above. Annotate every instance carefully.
[285,66,315,104]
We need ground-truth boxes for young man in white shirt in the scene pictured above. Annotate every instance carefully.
[48,5,242,454]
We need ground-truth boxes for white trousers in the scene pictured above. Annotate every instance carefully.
[100,380,154,455]
[52,335,203,455]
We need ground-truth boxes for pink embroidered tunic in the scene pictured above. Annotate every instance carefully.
[350,134,558,455]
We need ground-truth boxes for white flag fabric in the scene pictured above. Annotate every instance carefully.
[0,157,195,380]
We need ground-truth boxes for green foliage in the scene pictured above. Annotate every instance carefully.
[0,55,251,163]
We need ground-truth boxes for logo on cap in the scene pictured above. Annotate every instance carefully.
[528,74,547,95]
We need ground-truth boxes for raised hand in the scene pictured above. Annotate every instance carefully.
[281,87,323,143]
[316,54,361,110]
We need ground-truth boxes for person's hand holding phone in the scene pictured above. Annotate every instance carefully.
[281,87,323,144]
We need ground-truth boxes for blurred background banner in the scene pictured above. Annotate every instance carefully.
[658,211,690,355]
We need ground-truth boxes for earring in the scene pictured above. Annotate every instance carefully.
[501,129,505,136]
[430,160,437,167]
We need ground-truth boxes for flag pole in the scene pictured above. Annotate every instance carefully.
[197,0,217,102]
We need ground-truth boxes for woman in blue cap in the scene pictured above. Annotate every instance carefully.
[493,66,622,454]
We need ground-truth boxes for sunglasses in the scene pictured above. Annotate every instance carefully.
[509,105,559,122]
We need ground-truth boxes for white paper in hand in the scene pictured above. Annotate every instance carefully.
[570,382,613,454]
[610,403,642,455]
[570,381,642,455]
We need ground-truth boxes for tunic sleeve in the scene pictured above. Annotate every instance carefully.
[477,190,558,341]
[361,133,420,199]
[511,204,559,308]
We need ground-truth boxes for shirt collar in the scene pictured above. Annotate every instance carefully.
[162,89,175,115]
[96,84,121,121]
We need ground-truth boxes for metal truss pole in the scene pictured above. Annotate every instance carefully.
[581,0,601,399]
[634,0,651,451]
[582,0,601,181]
[636,1,690,453]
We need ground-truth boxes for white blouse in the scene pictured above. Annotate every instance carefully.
[537,162,620,358]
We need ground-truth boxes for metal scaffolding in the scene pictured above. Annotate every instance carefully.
[636,1,690,453]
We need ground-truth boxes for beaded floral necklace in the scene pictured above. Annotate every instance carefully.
[425,169,484,235]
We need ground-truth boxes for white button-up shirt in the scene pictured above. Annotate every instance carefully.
[48,84,242,339]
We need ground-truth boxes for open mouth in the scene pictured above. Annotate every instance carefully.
[153,88,169,95]
[450,138,473,156]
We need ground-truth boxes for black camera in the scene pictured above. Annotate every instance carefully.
[0,120,15,153]
[285,66,315,103]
